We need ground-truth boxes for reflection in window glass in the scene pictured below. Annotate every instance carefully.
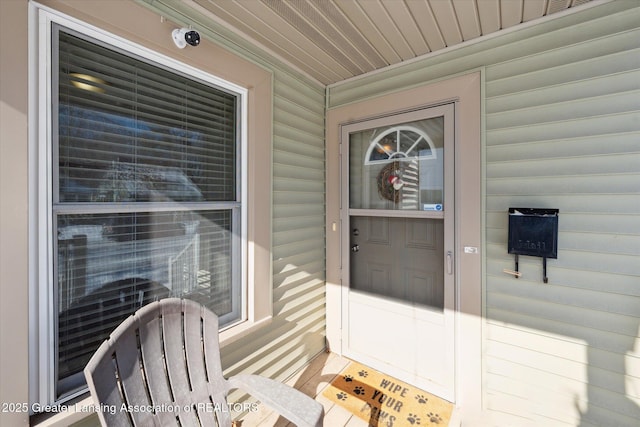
[349,117,444,211]
[57,210,234,380]
[58,30,237,203]
[53,26,242,398]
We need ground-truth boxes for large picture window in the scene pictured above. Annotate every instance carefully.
[52,25,244,398]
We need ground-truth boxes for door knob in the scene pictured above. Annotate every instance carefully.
[351,244,360,253]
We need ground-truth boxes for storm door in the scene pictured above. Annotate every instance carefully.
[341,104,455,400]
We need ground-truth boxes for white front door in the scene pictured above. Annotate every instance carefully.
[341,104,455,401]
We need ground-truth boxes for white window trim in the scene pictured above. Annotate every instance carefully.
[28,2,273,410]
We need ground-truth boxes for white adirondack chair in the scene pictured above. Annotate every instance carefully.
[84,298,323,426]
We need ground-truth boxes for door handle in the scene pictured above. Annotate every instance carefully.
[351,244,360,253]
[446,251,453,275]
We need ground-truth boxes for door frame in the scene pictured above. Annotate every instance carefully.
[326,72,482,413]
[340,104,456,399]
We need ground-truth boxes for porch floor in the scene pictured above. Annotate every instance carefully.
[237,351,367,426]
[236,352,458,427]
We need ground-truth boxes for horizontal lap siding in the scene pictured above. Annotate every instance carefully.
[328,2,640,426]
[272,69,325,332]
[227,72,326,382]
[484,5,640,426]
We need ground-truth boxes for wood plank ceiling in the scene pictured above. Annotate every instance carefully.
[185,0,594,85]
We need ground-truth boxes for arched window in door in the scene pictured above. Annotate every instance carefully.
[364,125,437,165]
[362,125,440,209]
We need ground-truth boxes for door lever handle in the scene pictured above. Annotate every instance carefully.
[446,251,453,275]
[351,244,360,253]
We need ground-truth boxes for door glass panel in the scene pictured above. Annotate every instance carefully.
[350,216,444,310]
[349,117,444,211]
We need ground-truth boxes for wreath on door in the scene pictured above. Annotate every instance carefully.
[376,162,403,203]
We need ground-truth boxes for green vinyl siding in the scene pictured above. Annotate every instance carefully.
[483,7,640,421]
[329,1,639,426]
[271,72,326,335]
[225,67,326,382]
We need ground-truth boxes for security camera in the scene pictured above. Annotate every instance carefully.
[172,28,200,49]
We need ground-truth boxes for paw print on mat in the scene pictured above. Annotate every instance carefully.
[353,386,366,396]
[427,412,443,424]
[357,369,368,378]
[336,392,348,401]
[407,413,421,425]
[415,394,429,404]
[344,374,353,382]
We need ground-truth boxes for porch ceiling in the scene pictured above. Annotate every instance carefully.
[177,0,594,85]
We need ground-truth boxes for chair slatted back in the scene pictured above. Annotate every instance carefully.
[85,298,232,426]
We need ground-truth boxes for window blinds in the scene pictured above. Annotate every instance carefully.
[56,30,237,203]
[53,27,241,397]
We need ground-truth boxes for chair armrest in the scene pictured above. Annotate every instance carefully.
[228,374,323,427]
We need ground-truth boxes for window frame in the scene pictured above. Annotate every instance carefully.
[30,4,275,409]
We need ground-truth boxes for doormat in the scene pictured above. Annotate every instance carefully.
[323,361,453,426]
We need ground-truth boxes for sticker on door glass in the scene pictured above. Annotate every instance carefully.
[423,204,443,211]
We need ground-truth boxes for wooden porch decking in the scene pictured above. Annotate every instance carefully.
[237,351,371,426]
[236,352,461,427]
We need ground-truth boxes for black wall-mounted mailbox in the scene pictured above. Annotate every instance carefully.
[508,208,559,283]
[508,208,559,258]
